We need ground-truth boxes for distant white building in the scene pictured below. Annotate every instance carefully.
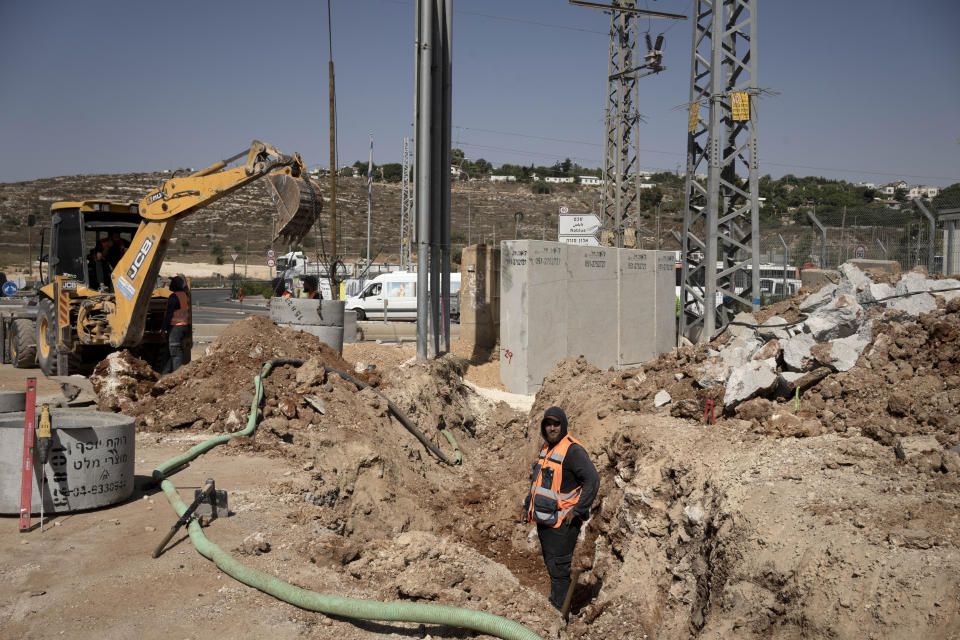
[909,185,939,199]
[544,176,574,184]
[639,183,658,189]
[579,176,602,186]
[489,175,516,183]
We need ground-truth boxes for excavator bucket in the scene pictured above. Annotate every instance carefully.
[266,174,323,244]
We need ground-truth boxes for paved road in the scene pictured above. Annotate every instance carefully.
[191,287,268,324]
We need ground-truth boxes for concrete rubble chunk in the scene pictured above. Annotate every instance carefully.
[727,312,758,341]
[804,294,862,341]
[757,316,790,341]
[654,390,672,407]
[752,339,781,362]
[816,320,873,372]
[783,333,816,372]
[719,335,761,370]
[929,278,960,302]
[894,436,941,462]
[895,271,930,295]
[869,282,895,303]
[696,356,730,389]
[799,283,837,313]
[837,263,875,303]
[723,357,778,407]
[886,291,937,317]
[683,505,704,525]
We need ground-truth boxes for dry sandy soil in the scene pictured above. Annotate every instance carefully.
[2,302,960,639]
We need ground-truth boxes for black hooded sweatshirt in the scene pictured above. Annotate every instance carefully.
[532,406,600,521]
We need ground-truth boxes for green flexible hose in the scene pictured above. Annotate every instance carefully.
[153,359,540,640]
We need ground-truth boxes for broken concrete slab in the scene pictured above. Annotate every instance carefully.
[723,357,778,407]
[886,292,937,317]
[727,312,758,341]
[838,263,875,303]
[783,333,816,372]
[799,283,838,313]
[804,294,862,341]
[654,390,672,407]
[752,339,782,362]
[757,315,791,342]
[929,278,960,302]
[696,356,730,389]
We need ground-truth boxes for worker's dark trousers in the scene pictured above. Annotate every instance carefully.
[537,520,582,609]
[166,325,190,373]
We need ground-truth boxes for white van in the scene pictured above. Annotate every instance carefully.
[346,271,461,321]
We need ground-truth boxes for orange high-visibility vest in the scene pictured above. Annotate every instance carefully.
[170,291,189,326]
[526,435,583,528]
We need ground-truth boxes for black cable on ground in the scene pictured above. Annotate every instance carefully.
[266,358,456,465]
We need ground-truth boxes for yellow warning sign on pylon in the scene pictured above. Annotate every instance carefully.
[688,103,699,132]
[731,92,750,120]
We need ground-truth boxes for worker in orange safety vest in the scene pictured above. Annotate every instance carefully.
[162,275,191,373]
[523,406,599,611]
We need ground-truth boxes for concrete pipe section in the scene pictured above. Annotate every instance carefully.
[270,298,346,353]
[0,410,135,515]
[0,391,26,413]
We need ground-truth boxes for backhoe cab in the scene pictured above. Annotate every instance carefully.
[1,140,322,376]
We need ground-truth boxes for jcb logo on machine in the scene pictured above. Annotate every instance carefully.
[127,236,155,281]
[148,190,166,203]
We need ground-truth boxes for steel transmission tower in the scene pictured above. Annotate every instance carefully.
[572,1,685,248]
[680,0,760,341]
[400,136,413,269]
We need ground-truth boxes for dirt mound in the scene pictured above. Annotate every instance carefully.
[124,316,357,431]
[90,350,159,412]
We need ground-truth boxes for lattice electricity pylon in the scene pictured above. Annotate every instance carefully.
[680,0,760,342]
[571,1,685,248]
[400,136,412,270]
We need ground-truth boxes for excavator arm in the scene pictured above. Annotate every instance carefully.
[106,140,322,347]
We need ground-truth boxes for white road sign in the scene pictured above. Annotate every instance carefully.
[266,249,276,258]
[558,214,601,236]
[559,206,570,214]
[558,234,601,246]
[230,253,239,262]
[266,258,276,268]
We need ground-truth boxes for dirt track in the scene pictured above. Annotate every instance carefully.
[2,299,960,639]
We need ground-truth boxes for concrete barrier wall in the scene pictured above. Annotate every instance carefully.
[500,240,676,394]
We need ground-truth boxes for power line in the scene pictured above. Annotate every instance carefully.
[374,0,608,34]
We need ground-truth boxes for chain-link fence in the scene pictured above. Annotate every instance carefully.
[755,194,960,281]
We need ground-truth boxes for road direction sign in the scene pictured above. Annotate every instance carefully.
[266,258,276,268]
[1,281,19,296]
[266,249,276,258]
[855,245,866,259]
[558,214,601,236]
[230,253,239,263]
[558,234,600,246]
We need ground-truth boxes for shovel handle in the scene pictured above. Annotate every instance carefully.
[152,526,180,558]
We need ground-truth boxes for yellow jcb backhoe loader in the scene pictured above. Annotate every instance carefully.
[0,140,321,376]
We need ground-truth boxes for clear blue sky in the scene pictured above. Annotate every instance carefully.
[1,0,958,186]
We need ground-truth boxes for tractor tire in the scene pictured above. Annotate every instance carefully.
[36,298,58,376]
[10,318,37,368]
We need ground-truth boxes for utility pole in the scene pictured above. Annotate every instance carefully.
[571,0,684,248]
[679,0,761,341]
[327,0,339,298]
